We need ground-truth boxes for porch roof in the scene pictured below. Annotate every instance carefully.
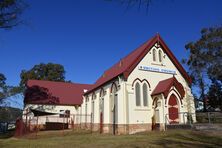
[151,77,185,99]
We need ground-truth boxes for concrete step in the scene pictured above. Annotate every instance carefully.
[166,124,192,130]
[192,124,222,131]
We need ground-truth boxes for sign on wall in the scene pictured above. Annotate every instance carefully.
[138,66,176,75]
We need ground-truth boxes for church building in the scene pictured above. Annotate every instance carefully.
[23,34,196,134]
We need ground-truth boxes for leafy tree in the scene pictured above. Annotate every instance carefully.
[20,63,66,89]
[207,80,222,110]
[0,0,27,29]
[0,73,7,104]
[0,1,26,105]
[0,73,21,105]
[184,25,222,111]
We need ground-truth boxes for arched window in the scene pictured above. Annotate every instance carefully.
[153,49,156,61]
[91,93,96,123]
[143,83,148,106]
[99,89,105,125]
[159,50,162,62]
[92,93,96,100]
[110,83,118,125]
[135,82,141,106]
[92,100,94,123]
[85,103,87,123]
[99,89,105,113]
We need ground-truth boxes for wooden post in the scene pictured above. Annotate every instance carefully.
[73,114,75,130]
[85,114,87,128]
[100,112,103,134]
[113,105,115,135]
[208,112,211,124]
[183,113,185,124]
[28,118,31,132]
[91,113,93,134]
[62,115,64,136]
[25,113,28,132]
[36,115,39,138]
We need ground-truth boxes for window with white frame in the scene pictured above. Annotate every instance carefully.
[143,83,148,106]
[92,100,94,123]
[159,50,162,62]
[134,81,149,107]
[85,103,87,123]
[153,48,156,62]
[100,89,105,114]
[135,82,141,106]
[92,93,96,123]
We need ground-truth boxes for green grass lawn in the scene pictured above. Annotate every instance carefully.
[0,129,222,148]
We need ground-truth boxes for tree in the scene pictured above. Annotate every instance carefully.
[207,80,222,110]
[0,73,22,105]
[0,73,7,104]
[0,0,27,105]
[184,25,222,111]
[20,63,66,89]
[0,0,27,29]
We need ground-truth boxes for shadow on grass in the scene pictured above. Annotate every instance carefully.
[152,131,222,148]
[0,131,14,139]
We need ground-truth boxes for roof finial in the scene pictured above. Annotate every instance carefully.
[119,59,123,67]
[157,32,160,45]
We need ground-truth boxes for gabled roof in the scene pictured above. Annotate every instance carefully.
[25,80,93,105]
[151,77,185,98]
[85,34,191,95]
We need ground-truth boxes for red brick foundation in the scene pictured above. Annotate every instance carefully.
[92,123,159,134]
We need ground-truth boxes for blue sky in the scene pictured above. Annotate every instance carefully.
[0,0,221,108]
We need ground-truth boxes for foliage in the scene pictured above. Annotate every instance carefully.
[0,73,8,104]
[0,0,27,29]
[185,25,222,83]
[20,63,66,89]
[207,80,222,110]
[184,25,222,110]
[0,73,22,105]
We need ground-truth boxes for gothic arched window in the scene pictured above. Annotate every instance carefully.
[159,50,162,62]
[135,82,141,106]
[153,49,156,61]
[143,83,148,106]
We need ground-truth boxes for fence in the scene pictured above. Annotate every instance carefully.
[0,122,16,134]
[195,112,222,124]
[164,112,222,130]
[165,112,194,125]
[23,113,92,131]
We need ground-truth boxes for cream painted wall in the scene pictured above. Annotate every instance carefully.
[127,43,195,125]
[79,43,196,126]
[25,42,196,128]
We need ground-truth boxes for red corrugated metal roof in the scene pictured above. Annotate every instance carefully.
[85,34,191,95]
[25,80,93,105]
[151,77,185,98]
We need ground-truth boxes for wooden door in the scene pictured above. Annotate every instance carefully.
[168,94,179,124]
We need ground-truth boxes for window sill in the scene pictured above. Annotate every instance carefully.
[134,107,151,111]
[151,63,165,66]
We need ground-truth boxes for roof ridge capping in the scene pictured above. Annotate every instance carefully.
[27,79,93,86]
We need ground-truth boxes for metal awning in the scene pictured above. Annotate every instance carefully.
[30,109,59,116]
